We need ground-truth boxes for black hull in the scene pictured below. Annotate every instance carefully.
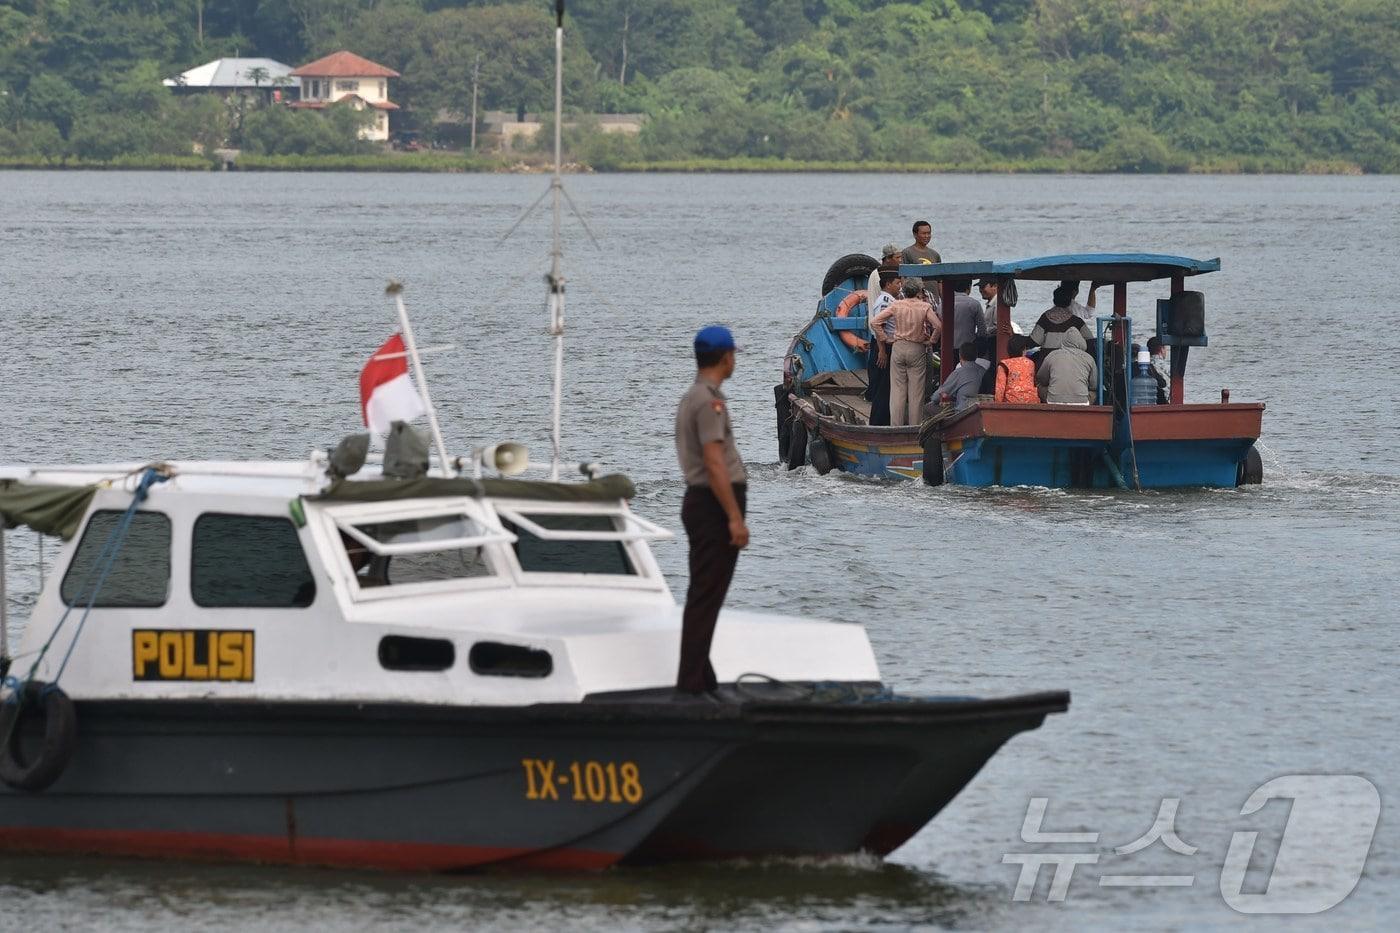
[0,691,1068,871]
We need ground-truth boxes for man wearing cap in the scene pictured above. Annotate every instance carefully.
[674,325,750,696]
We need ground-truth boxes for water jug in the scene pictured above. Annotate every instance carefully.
[1131,352,1158,407]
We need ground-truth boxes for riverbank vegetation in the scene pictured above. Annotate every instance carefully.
[1,1,1397,173]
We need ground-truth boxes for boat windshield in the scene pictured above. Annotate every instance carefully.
[332,506,516,594]
[501,512,635,576]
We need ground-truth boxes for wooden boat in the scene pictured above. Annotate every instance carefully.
[776,252,1264,489]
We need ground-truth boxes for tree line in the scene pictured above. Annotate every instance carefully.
[1,0,1398,171]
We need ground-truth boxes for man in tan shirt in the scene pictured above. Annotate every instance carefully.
[870,281,940,426]
[673,325,748,696]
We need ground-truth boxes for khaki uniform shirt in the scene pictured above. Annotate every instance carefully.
[676,375,747,487]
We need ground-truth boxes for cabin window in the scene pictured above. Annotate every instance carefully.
[342,513,500,588]
[500,513,636,576]
[191,514,316,608]
[336,79,358,93]
[61,511,171,608]
[469,642,552,678]
[379,636,454,672]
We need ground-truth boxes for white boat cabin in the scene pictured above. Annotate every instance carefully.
[0,457,877,704]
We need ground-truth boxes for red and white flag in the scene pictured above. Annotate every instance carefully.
[360,333,425,434]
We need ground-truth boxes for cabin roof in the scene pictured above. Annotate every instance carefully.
[0,462,636,538]
[901,253,1221,284]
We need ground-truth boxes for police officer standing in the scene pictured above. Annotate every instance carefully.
[673,325,749,696]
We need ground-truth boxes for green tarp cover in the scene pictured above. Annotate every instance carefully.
[314,473,636,504]
[0,481,98,540]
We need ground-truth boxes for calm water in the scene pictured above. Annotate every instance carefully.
[1,171,1397,931]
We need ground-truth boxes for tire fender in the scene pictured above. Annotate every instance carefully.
[786,417,809,470]
[808,431,834,475]
[921,436,944,487]
[0,681,78,793]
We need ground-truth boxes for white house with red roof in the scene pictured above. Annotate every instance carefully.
[289,51,400,142]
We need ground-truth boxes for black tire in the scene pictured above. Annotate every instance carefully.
[787,418,808,470]
[774,385,792,462]
[821,253,880,298]
[921,437,944,486]
[1239,446,1263,485]
[808,434,833,475]
[0,681,77,792]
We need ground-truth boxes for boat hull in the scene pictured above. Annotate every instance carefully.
[0,692,1068,871]
[793,396,1263,489]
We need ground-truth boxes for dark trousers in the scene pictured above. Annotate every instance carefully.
[677,484,746,693]
[865,343,891,426]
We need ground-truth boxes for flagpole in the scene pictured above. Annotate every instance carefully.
[386,282,454,476]
[546,0,566,481]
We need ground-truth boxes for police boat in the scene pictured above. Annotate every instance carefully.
[0,442,1069,870]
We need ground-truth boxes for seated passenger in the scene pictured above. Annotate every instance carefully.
[1036,339,1098,405]
[995,335,1038,403]
[926,342,984,414]
[1147,335,1170,404]
[1031,282,1095,351]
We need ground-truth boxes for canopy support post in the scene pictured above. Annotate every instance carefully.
[1,527,9,667]
[939,279,955,385]
[1169,273,1185,405]
[995,287,1010,366]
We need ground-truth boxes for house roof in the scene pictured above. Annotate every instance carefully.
[163,58,298,89]
[291,50,400,79]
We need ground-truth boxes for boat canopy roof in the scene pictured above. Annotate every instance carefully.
[0,480,98,539]
[900,253,1220,284]
[0,465,636,539]
[313,474,636,503]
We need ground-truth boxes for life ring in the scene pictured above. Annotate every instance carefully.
[0,680,78,792]
[833,290,870,352]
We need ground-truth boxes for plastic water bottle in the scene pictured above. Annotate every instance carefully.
[1131,349,1158,407]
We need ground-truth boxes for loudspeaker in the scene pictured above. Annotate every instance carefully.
[1170,291,1206,338]
[478,443,529,476]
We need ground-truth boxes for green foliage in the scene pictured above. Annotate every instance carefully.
[241,101,373,156]
[0,0,1397,171]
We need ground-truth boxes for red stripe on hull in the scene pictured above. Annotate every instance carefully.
[0,827,618,872]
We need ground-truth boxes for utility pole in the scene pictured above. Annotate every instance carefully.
[470,53,481,152]
[619,8,630,88]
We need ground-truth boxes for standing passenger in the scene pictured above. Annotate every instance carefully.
[1030,282,1095,352]
[674,326,749,697]
[864,269,901,426]
[949,277,988,352]
[901,219,942,295]
[870,280,939,426]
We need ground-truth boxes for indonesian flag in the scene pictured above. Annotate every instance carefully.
[360,334,426,434]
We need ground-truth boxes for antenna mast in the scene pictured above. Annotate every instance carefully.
[546,0,566,480]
